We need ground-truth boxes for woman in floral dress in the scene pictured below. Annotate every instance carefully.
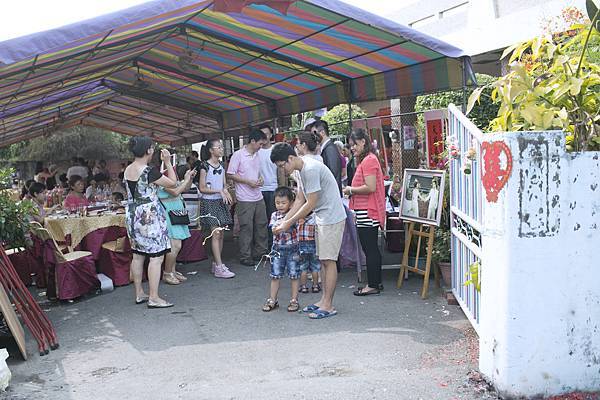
[124,136,177,308]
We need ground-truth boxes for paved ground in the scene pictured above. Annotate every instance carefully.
[2,238,486,400]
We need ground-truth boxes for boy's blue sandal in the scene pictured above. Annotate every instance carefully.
[308,309,337,319]
[302,304,319,313]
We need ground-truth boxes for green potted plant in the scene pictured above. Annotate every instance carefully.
[0,167,35,250]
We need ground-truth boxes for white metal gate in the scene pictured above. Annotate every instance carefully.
[447,104,482,333]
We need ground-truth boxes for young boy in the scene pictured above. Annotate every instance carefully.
[298,212,321,293]
[262,186,300,312]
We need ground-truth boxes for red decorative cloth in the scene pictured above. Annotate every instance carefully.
[176,229,207,263]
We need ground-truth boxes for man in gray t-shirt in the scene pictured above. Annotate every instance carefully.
[299,157,346,225]
[271,143,345,320]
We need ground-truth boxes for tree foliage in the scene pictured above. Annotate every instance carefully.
[0,126,130,161]
[415,73,499,131]
[321,104,367,138]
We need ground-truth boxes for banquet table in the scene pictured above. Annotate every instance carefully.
[45,213,127,259]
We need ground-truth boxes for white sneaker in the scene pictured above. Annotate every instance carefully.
[214,264,235,279]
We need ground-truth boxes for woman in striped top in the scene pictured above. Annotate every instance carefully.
[343,129,386,296]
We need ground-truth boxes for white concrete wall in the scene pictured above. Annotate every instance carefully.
[479,131,600,397]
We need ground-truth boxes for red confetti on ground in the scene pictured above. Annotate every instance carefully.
[547,393,599,400]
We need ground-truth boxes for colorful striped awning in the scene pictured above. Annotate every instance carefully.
[0,0,475,147]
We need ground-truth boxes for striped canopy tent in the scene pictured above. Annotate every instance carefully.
[0,0,475,147]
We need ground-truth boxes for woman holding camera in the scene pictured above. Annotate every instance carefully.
[124,137,177,308]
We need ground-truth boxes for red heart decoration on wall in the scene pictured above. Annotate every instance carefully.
[481,141,513,203]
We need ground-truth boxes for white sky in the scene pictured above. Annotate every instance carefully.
[0,0,415,42]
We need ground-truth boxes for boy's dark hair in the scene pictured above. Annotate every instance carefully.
[93,173,107,183]
[270,143,296,163]
[111,192,124,202]
[312,120,329,135]
[28,182,46,197]
[248,128,267,143]
[191,150,199,158]
[274,186,295,202]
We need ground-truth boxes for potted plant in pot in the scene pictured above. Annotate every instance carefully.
[432,228,452,287]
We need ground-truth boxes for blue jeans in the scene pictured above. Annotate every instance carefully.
[270,244,300,279]
[299,241,320,272]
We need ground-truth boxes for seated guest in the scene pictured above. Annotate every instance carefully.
[20,179,35,200]
[110,192,125,210]
[92,160,109,177]
[109,172,126,195]
[27,182,56,223]
[63,175,89,211]
[58,173,69,191]
[85,173,108,201]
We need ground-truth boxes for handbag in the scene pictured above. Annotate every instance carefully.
[159,198,190,225]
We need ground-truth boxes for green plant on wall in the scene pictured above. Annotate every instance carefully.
[468,4,600,151]
[0,168,35,249]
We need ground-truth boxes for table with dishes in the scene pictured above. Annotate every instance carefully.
[44,203,128,259]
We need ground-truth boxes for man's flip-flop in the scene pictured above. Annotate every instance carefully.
[308,309,337,319]
[302,304,319,313]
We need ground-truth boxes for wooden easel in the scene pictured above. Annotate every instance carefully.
[396,221,439,299]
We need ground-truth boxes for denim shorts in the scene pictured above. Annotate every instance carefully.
[298,241,321,273]
[270,244,300,280]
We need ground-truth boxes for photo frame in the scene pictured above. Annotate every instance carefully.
[399,169,446,226]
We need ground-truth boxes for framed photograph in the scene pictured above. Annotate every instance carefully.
[399,169,446,226]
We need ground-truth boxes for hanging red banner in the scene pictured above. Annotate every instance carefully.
[424,110,447,169]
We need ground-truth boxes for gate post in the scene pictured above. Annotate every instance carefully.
[479,130,600,397]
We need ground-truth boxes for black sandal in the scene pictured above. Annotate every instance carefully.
[311,283,321,293]
[299,285,309,294]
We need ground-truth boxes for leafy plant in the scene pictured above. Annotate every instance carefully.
[321,104,367,139]
[432,229,451,264]
[0,168,35,249]
[468,9,600,151]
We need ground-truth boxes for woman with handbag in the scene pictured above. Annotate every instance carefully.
[342,128,386,296]
[124,137,177,308]
[158,163,197,285]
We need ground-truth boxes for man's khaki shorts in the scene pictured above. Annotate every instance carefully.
[315,220,345,261]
